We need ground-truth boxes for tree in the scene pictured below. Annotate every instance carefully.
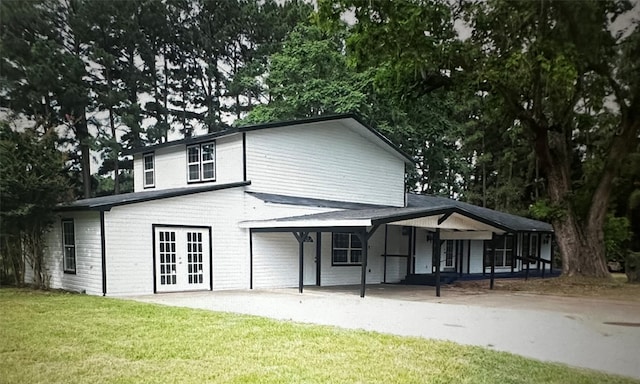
[0,0,94,199]
[0,121,71,288]
[241,22,369,124]
[317,0,473,197]
[468,0,640,277]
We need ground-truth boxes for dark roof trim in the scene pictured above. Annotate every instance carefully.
[246,191,391,210]
[251,226,368,233]
[124,113,415,164]
[123,129,241,155]
[56,181,251,212]
[370,207,512,232]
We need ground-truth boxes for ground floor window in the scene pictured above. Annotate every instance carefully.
[484,235,514,267]
[62,219,76,273]
[444,240,454,268]
[332,233,362,265]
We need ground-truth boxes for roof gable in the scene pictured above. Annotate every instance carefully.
[126,114,414,164]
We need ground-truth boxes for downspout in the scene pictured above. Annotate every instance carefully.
[100,211,107,296]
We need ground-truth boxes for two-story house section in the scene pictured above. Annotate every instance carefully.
[33,114,554,297]
[132,115,408,206]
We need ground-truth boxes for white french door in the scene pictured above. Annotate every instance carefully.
[154,226,210,293]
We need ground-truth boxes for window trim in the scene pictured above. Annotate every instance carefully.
[444,240,454,268]
[331,232,363,266]
[62,219,76,274]
[186,142,216,184]
[143,152,155,188]
[484,235,514,268]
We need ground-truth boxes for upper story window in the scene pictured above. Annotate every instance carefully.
[332,233,362,266]
[143,152,155,188]
[187,142,216,183]
[62,219,76,274]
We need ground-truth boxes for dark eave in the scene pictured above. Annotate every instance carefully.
[246,191,392,210]
[56,181,251,212]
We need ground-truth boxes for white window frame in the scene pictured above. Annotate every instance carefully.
[444,240,454,268]
[187,142,216,183]
[485,236,514,268]
[62,219,76,274]
[143,152,155,188]
[331,233,362,266]
[494,236,513,267]
[528,233,539,264]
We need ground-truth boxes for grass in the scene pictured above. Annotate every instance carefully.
[454,273,640,302]
[1,288,638,384]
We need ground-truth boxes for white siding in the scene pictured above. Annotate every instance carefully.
[33,211,103,295]
[383,225,411,281]
[317,229,386,287]
[252,228,393,289]
[252,232,317,288]
[414,228,433,274]
[133,134,244,192]
[469,240,485,273]
[245,121,405,207]
[103,187,248,295]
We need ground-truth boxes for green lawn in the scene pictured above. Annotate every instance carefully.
[0,289,636,384]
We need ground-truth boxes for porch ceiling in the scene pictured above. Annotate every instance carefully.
[387,212,505,234]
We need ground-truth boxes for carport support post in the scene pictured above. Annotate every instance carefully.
[490,234,496,290]
[434,228,441,297]
[357,225,379,298]
[292,231,310,294]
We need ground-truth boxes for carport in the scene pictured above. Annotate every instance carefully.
[240,205,511,297]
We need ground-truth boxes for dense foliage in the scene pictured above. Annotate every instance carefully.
[0,123,71,287]
[1,0,638,278]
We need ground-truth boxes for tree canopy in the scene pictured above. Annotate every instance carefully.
[1,0,639,279]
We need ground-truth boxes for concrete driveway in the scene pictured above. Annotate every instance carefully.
[126,284,640,379]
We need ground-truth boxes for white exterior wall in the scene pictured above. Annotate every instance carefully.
[317,228,387,286]
[245,122,406,207]
[468,240,485,273]
[133,134,244,192]
[31,211,103,295]
[252,227,393,289]
[252,232,317,288]
[103,187,248,295]
[414,228,432,274]
[382,225,410,282]
[540,236,552,264]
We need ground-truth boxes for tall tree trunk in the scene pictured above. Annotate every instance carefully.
[109,108,120,195]
[76,114,92,199]
[537,129,610,277]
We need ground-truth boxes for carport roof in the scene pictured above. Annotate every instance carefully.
[406,194,553,232]
[240,193,553,233]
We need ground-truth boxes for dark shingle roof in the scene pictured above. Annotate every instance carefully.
[406,194,553,232]
[56,181,251,212]
[246,191,390,210]
[244,192,553,233]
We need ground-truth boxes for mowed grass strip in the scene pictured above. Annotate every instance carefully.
[0,289,636,384]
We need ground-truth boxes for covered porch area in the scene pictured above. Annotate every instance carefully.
[240,204,548,297]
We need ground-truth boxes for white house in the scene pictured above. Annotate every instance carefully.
[33,114,554,297]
